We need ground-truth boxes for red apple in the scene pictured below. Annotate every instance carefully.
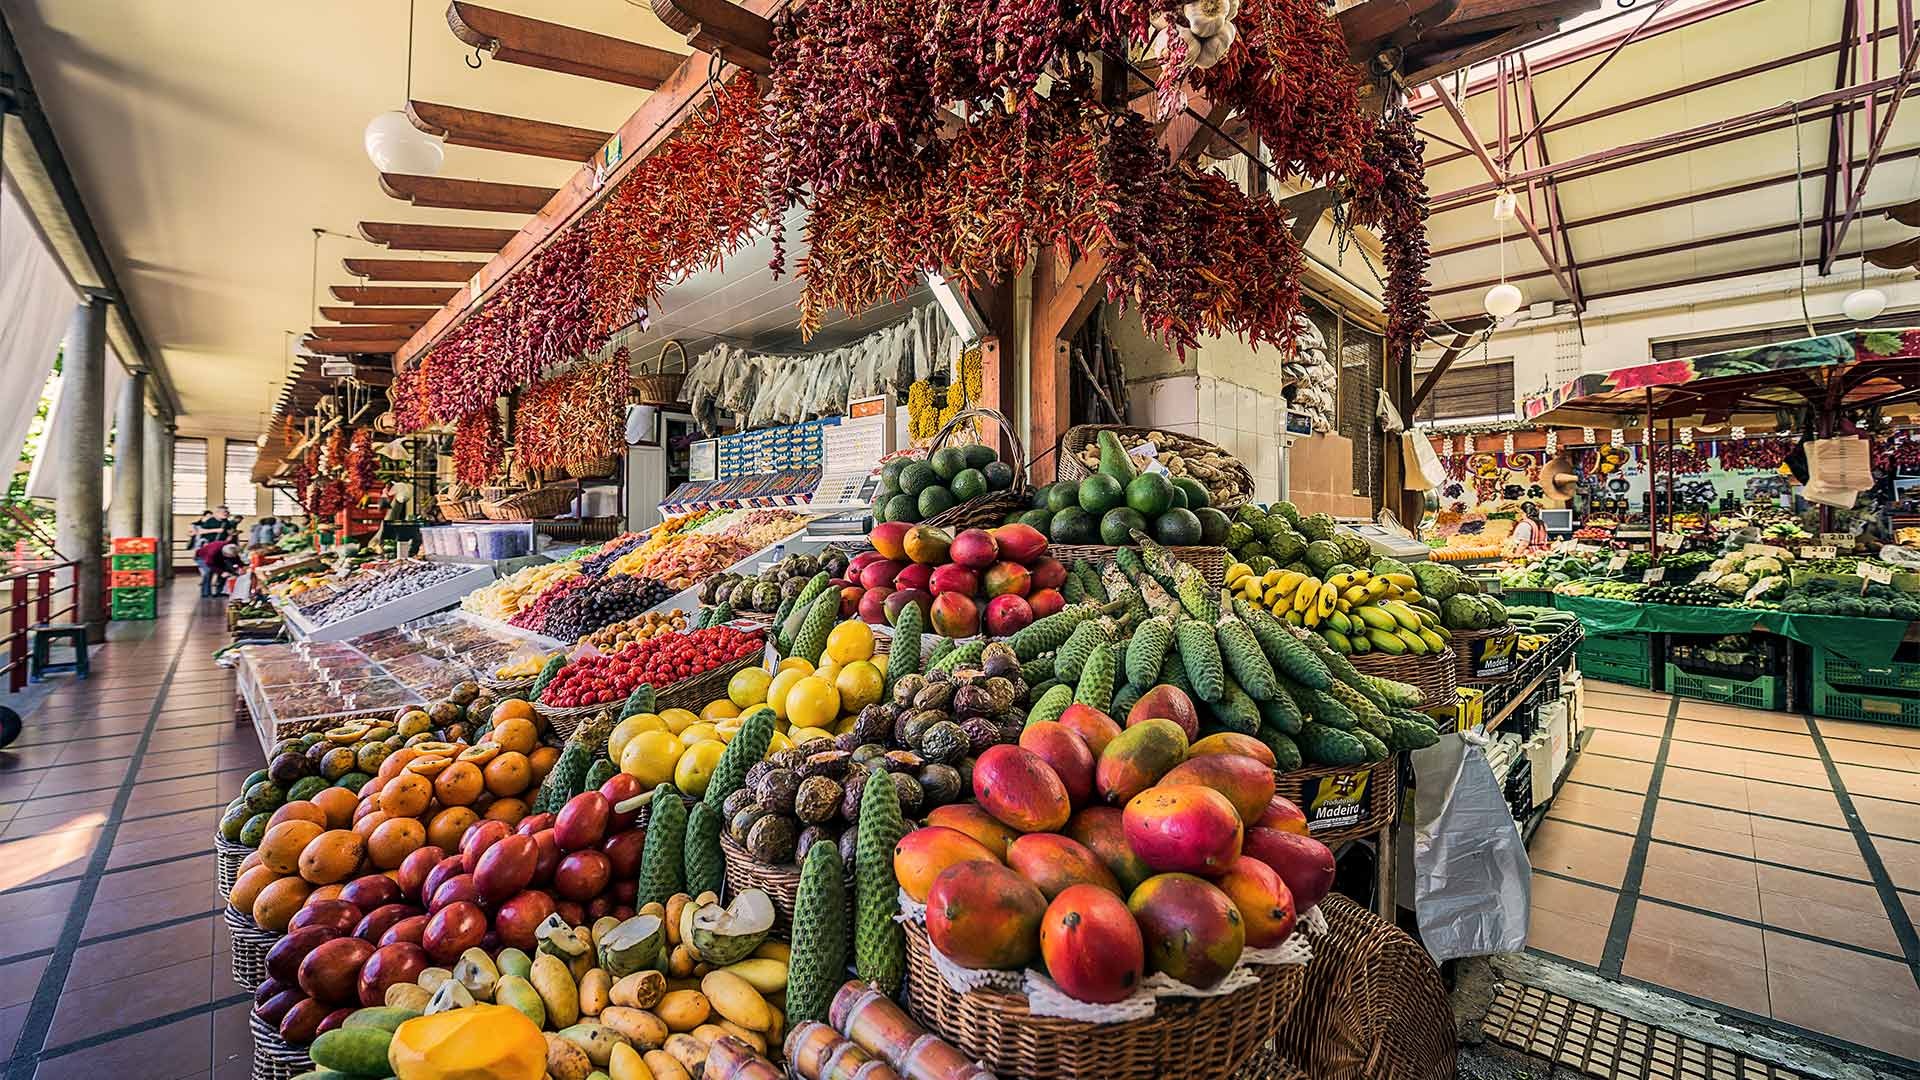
[984,594,1034,637]
[554,849,612,902]
[929,591,981,638]
[1028,588,1066,618]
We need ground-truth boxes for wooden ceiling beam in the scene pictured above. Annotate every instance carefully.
[406,100,612,162]
[304,339,409,356]
[344,258,487,282]
[318,306,437,325]
[446,2,684,88]
[380,173,558,213]
[357,221,518,253]
[310,325,417,341]
[330,285,460,305]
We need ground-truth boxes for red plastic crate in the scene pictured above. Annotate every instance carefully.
[111,537,158,555]
[110,569,157,588]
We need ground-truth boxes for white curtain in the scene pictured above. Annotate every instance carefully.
[0,174,76,488]
[27,346,126,505]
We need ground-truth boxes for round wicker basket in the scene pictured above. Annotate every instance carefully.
[901,921,1305,1080]
[1046,543,1230,588]
[1349,649,1458,710]
[248,1014,313,1080]
[1230,1046,1311,1080]
[1449,626,1519,685]
[718,833,853,939]
[921,406,1033,530]
[530,699,609,743]
[1056,424,1252,510]
[224,906,276,992]
[214,836,250,902]
[1271,894,1456,1080]
[1272,757,1400,846]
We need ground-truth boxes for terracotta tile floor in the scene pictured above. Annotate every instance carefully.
[0,583,257,1079]
[1527,679,1920,1063]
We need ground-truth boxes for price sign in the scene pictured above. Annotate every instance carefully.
[1608,553,1629,571]
[1821,532,1854,548]
[1642,567,1666,583]
[1803,546,1838,560]
[1745,577,1778,602]
[1660,532,1685,550]
[1859,563,1894,585]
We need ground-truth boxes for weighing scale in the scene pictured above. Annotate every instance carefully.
[1335,522,1431,562]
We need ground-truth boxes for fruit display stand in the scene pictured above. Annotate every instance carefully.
[272,561,495,642]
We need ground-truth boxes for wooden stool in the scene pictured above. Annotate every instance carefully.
[30,623,90,681]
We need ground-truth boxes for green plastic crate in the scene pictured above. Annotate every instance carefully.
[1579,632,1650,664]
[1502,589,1556,607]
[110,593,157,621]
[110,552,157,570]
[1811,647,1920,695]
[1664,663,1782,711]
[1579,651,1651,688]
[1812,684,1920,727]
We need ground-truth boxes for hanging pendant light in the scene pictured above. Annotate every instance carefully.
[1484,191,1523,319]
[1841,199,1886,322]
[364,0,444,175]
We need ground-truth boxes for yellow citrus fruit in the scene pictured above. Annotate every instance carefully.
[701,698,741,723]
[659,708,700,734]
[814,659,842,687]
[728,666,773,708]
[678,722,720,747]
[714,718,743,742]
[766,668,808,720]
[825,620,876,664]
[608,714,667,765]
[776,657,815,676]
[835,660,884,713]
[873,653,889,675]
[767,730,794,754]
[785,675,841,730]
[672,740,728,796]
[833,713,859,735]
[619,729,683,788]
[789,726,835,745]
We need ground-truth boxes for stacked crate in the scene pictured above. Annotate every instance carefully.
[109,537,158,620]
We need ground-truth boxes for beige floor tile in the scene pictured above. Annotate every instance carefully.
[1567,754,1655,794]
[1637,862,1763,921]
[1757,891,1902,954]
[1582,710,1668,738]
[1621,935,1771,1016]
[1769,969,1920,1061]
[1821,737,1920,772]
[1854,794,1920,842]
[1815,719,1920,748]
[1763,930,1920,997]
[1528,908,1610,966]
[1675,700,1807,731]
[1588,729,1663,762]
[1835,762,1920,803]
[1529,820,1635,889]
[1660,768,1751,811]
[1755,864,1885,915]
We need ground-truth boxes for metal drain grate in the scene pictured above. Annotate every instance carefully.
[1482,983,1805,1080]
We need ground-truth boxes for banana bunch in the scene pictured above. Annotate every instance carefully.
[1332,597,1450,656]
[1516,633,1550,654]
[1227,563,1336,626]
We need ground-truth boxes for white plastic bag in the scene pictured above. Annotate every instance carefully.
[1409,731,1532,962]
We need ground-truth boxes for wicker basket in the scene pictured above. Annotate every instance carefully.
[1273,756,1400,845]
[567,455,619,480]
[214,836,250,901]
[1450,626,1520,684]
[633,340,688,406]
[719,833,854,938]
[1272,894,1456,1080]
[482,485,578,522]
[1047,543,1230,588]
[1057,424,1253,510]
[225,906,276,991]
[435,493,484,521]
[248,1014,314,1080]
[530,699,613,744]
[478,673,537,701]
[902,921,1305,1080]
[1349,649,1458,709]
[655,653,760,713]
[1230,1046,1311,1080]
[922,406,1033,530]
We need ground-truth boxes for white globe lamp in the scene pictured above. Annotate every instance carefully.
[364,110,444,175]
[1484,282,1524,319]
[1842,287,1887,322]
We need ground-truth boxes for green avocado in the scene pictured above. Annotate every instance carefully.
[1077,474,1125,516]
[1019,509,1054,531]
[917,486,958,518]
[1125,473,1174,517]
[1195,506,1231,546]
[1100,507,1148,546]
[1153,507,1204,546]
[930,447,969,481]
[1049,507,1098,544]
[961,444,998,470]
[1173,477,1210,509]
[885,493,921,523]
[1046,482,1081,514]
[900,462,939,496]
[982,461,1015,491]
[950,468,987,501]
[1168,484,1189,510]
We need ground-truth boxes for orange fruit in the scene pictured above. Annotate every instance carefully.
[433,761,485,806]
[378,746,420,782]
[528,746,560,781]
[456,744,500,767]
[427,806,479,852]
[483,797,528,825]
[352,809,390,842]
[492,698,536,724]
[252,875,312,931]
[491,716,538,755]
[367,816,427,869]
[310,787,359,830]
[259,820,324,876]
[406,756,453,778]
[268,801,328,831]
[482,752,532,797]
[308,883,345,904]
[380,771,433,818]
[229,864,280,911]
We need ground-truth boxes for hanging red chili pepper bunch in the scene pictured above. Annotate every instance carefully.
[388,366,431,433]
[513,351,625,474]
[1871,430,1920,472]
[1715,437,1793,471]
[1184,0,1373,184]
[307,476,347,518]
[1348,110,1430,351]
[588,76,770,337]
[1650,443,1706,475]
[452,408,504,487]
[286,456,314,508]
[344,429,380,499]
[323,427,349,473]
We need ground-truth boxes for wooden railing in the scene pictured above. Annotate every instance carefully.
[0,561,79,692]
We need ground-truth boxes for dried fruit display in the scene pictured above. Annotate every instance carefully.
[460,561,582,622]
[508,574,594,632]
[579,608,690,653]
[539,575,680,643]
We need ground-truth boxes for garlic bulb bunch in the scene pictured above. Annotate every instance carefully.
[1159,0,1239,71]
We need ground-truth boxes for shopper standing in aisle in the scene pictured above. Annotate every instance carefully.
[189,508,221,550]
[195,537,242,596]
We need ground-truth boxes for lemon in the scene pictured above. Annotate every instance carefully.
[672,740,728,796]
[728,666,773,708]
[789,726,835,745]
[678,722,720,747]
[659,708,700,734]
[776,657,815,676]
[873,653,888,675]
[825,620,876,664]
[714,718,743,742]
[814,659,842,687]
[766,668,808,720]
[607,714,667,765]
[767,730,794,753]
[619,729,683,788]
[835,660,884,713]
[701,698,741,723]
[785,675,841,730]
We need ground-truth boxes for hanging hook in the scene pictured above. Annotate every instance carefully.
[465,44,488,69]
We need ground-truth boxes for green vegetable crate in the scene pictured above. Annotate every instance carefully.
[110,552,156,571]
[1577,632,1652,689]
[110,586,157,621]
[1811,645,1920,726]
[1663,664,1783,712]
[1501,589,1556,608]
[1812,646,1920,695]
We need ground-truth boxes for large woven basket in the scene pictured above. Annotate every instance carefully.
[1047,543,1230,588]
[655,653,760,713]
[719,833,853,938]
[248,1014,314,1080]
[225,906,276,991]
[922,406,1033,530]
[1273,756,1400,845]
[530,698,609,743]
[633,340,688,407]
[902,921,1305,1080]
[482,485,577,522]
[214,836,250,901]
[1450,626,1520,684]
[1272,894,1455,1080]
[1230,1046,1311,1080]
[1057,424,1252,510]
[1350,649,1458,709]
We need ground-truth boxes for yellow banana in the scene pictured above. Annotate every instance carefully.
[1365,578,1392,600]
[1417,628,1447,652]
[1381,573,1418,591]
[1303,606,1321,628]
[1396,628,1429,654]
[1341,585,1371,606]
[1226,563,1251,586]
[1365,628,1407,654]
[1327,572,1358,591]
[1317,582,1339,619]
[1276,571,1307,594]
[1354,605,1398,632]
[1293,581,1320,614]
[1350,568,1372,584]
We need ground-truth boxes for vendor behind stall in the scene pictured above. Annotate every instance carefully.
[1506,502,1552,555]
